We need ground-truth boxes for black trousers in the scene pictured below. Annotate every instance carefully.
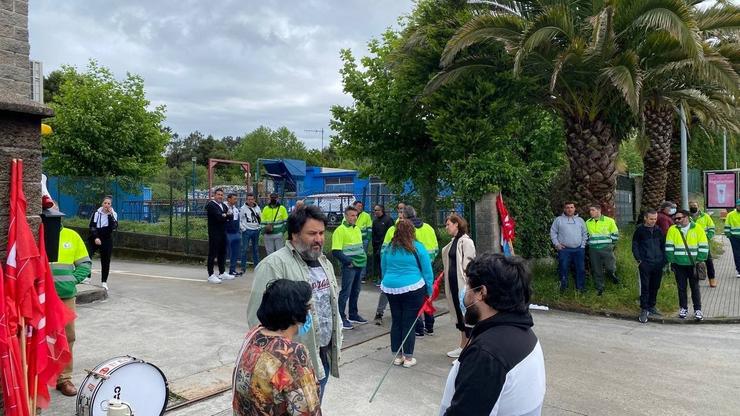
[674,264,701,310]
[372,242,382,278]
[387,287,425,357]
[207,233,227,276]
[706,251,715,280]
[638,262,663,310]
[90,237,113,283]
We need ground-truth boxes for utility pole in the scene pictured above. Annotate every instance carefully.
[305,128,325,151]
[679,105,689,210]
[723,129,728,170]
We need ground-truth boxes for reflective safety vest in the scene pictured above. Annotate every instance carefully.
[356,211,372,242]
[331,220,367,267]
[691,211,716,239]
[726,210,740,238]
[261,204,289,234]
[383,222,439,260]
[51,227,92,299]
[585,215,619,250]
[665,223,709,266]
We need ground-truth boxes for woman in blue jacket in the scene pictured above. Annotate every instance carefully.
[381,219,434,368]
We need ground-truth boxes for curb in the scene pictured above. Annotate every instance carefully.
[541,304,740,324]
[76,285,108,304]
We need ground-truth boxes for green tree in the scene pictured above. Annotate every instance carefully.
[434,0,715,216]
[233,126,310,169]
[44,60,168,180]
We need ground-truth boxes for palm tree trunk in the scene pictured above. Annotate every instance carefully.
[664,123,681,204]
[565,117,619,217]
[640,103,674,210]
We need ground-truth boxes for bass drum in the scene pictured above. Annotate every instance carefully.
[76,355,168,416]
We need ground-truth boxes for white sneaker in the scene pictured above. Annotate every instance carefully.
[207,274,222,284]
[402,358,417,368]
[219,273,235,280]
[446,347,463,358]
[393,357,403,366]
[81,277,91,285]
[101,282,108,291]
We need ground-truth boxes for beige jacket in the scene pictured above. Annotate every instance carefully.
[246,241,342,380]
[441,234,476,323]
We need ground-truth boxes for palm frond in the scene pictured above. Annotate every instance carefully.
[441,13,525,67]
[693,4,740,33]
[600,51,643,115]
[618,0,702,58]
[424,56,499,94]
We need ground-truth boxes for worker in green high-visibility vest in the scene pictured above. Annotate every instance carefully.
[332,205,368,330]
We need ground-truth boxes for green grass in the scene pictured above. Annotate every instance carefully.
[530,225,678,316]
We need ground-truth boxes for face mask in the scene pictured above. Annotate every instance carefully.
[689,207,698,214]
[298,313,313,337]
[459,285,482,326]
[668,208,677,215]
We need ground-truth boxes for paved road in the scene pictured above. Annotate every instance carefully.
[45,259,740,415]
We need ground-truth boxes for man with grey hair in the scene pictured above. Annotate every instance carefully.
[657,201,676,236]
[382,205,439,336]
[550,201,588,292]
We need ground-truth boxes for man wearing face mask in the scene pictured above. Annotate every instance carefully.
[666,209,708,320]
[246,205,341,402]
[262,192,289,255]
[689,200,717,287]
[439,253,546,416]
[657,201,677,236]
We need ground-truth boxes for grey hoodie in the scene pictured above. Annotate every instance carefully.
[550,213,588,248]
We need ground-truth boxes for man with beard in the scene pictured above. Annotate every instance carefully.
[439,253,546,416]
[246,205,342,402]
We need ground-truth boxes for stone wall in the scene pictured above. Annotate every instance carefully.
[0,0,31,100]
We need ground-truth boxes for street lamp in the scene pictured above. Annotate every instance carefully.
[191,156,197,202]
[304,128,325,151]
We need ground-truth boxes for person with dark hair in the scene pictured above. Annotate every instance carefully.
[88,195,117,291]
[441,214,476,358]
[550,201,588,292]
[439,253,546,416]
[632,209,665,323]
[381,219,433,368]
[372,204,394,325]
[239,192,262,272]
[262,192,289,255]
[332,205,368,329]
[225,193,242,276]
[666,209,708,320]
[207,188,232,284]
[247,205,341,402]
[234,279,322,415]
[689,200,717,287]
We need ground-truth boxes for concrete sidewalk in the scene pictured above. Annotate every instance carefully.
[697,235,739,318]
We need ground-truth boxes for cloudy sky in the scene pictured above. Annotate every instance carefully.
[28,0,415,149]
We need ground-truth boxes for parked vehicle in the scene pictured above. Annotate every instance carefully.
[304,193,356,225]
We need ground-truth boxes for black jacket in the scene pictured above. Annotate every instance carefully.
[206,200,228,236]
[371,214,394,245]
[632,224,666,266]
[441,312,546,416]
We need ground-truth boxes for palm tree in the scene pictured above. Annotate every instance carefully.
[429,0,720,215]
[638,1,740,210]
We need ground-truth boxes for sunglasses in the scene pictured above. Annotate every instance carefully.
[674,216,685,221]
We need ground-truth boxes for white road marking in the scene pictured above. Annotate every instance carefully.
[93,269,205,283]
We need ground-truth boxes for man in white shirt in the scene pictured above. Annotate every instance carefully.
[239,192,262,273]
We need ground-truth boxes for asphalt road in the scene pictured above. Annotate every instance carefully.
[43,259,740,416]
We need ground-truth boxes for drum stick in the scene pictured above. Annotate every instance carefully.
[31,374,38,416]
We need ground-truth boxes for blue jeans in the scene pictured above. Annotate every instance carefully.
[318,346,330,402]
[558,247,586,290]
[240,229,260,270]
[338,265,363,320]
[226,232,241,274]
[387,286,425,357]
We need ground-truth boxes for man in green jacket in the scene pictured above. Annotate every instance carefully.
[689,200,717,287]
[586,204,620,296]
[51,224,92,396]
[246,205,342,402]
[666,210,708,320]
[354,200,372,283]
[332,205,368,329]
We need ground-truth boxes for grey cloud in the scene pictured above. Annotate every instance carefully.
[29,0,414,148]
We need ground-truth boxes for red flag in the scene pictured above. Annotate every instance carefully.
[496,194,516,243]
[4,159,43,328]
[420,272,444,316]
[0,161,31,416]
[26,225,74,409]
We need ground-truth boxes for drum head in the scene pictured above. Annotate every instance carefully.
[88,361,168,416]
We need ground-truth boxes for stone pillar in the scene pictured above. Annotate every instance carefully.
[474,192,502,254]
[1,0,53,260]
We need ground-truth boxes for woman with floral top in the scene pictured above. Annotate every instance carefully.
[233,279,321,416]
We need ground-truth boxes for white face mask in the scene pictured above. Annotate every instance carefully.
[668,208,677,215]
[459,285,482,326]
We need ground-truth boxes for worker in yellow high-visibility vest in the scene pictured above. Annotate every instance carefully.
[726,199,740,279]
[332,205,368,329]
[354,200,373,283]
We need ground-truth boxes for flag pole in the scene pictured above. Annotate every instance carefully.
[19,316,31,415]
[31,374,38,416]
[369,308,421,403]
